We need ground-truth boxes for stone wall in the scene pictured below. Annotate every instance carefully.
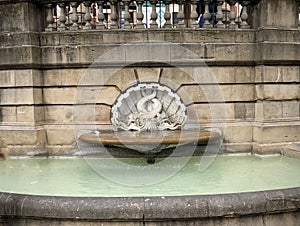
[0,0,299,156]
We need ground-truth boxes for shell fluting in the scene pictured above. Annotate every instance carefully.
[111,83,187,131]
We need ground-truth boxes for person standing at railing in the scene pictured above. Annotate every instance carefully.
[196,0,217,28]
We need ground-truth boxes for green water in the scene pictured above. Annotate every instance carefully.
[0,155,299,197]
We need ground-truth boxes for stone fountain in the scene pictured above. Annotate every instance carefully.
[79,82,221,163]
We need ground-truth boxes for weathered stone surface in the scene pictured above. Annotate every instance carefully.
[255,66,300,83]
[253,123,300,143]
[0,2,43,32]
[72,104,111,124]
[0,88,42,105]
[160,67,195,91]
[0,127,46,146]
[46,128,75,146]
[281,143,300,159]
[43,69,86,86]
[252,0,299,29]
[259,101,300,119]
[223,124,253,143]
[256,84,299,101]
[178,84,254,103]
[0,69,41,87]
[135,68,161,83]
[106,68,137,91]
[43,87,120,105]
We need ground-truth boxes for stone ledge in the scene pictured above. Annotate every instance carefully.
[0,187,299,221]
[282,143,300,159]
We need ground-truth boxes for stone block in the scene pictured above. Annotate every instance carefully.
[210,67,235,83]
[15,69,42,87]
[45,106,73,124]
[0,107,16,123]
[282,101,299,118]
[0,46,41,67]
[234,103,255,120]
[263,101,283,119]
[0,2,42,32]
[256,29,300,43]
[43,88,75,104]
[43,69,85,86]
[124,43,171,65]
[281,143,300,159]
[214,44,254,62]
[223,124,253,143]
[254,102,264,121]
[44,87,120,105]
[262,84,299,101]
[253,123,300,143]
[175,43,205,61]
[106,68,137,91]
[46,145,77,156]
[16,106,42,123]
[135,68,161,83]
[46,128,75,146]
[234,67,255,83]
[188,103,234,122]
[0,127,46,146]
[252,0,298,29]
[222,143,253,153]
[259,43,300,63]
[73,104,111,124]
[160,67,196,91]
[252,143,284,155]
[178,84,254,103]
[0,88,42,105]
[255,66,299,83]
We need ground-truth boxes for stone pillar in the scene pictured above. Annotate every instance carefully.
[251,0,300,153]
[250,0,299,29]
[0,1,44,32]
[0,1,46,155]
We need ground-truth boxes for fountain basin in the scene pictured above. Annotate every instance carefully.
[78,129,221,157]
[79,130,221,146]
[0,155,299,225]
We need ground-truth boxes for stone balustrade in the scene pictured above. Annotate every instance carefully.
[42,0,254,31]
[0,0,299,156]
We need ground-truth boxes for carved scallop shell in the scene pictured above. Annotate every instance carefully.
[111,83,187,131]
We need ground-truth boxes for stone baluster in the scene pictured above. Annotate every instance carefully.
[45,4,56,31]
[123,0,131,29]
[239,0,250,29]
[203,0,213,28]
[83,1,92,30]
[136,0,145,29]
[228,0,237,29]
[57,3,67,31]
[150,0,158,28]
[177,0,185,28]
[110,0,119,29]
[190,0,199,28]
[96,0,106,29]
[163,0,172,28]
[216,0,225,28]
[70,2,79,30]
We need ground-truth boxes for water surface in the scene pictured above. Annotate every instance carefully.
[0,155,299,197]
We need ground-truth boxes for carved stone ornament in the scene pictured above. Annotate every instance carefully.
[111,83,187,131]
